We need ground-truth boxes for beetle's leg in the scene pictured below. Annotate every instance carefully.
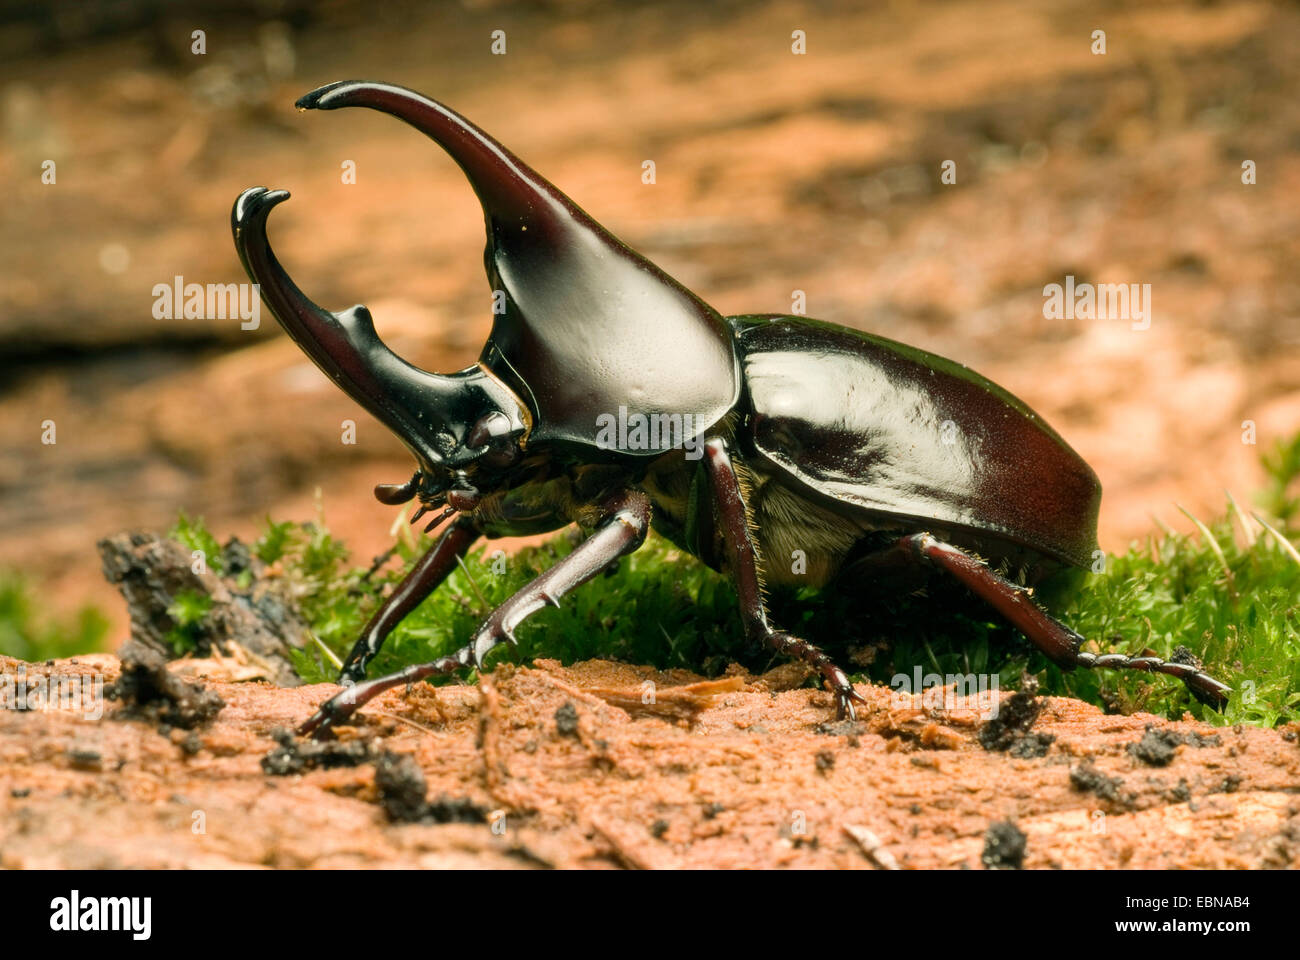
[461,490,651,666]
[299,491,651,738]
[890,533,1231,709]
[337,515,481,685]
[703,438,866,720]
[299,653,468,739]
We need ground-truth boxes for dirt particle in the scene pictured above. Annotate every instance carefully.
[425,795,490,824]
[981,820,1026,870]
[1069,760,1127,805]
[1129,726,1183,767]
[67,748,102,772]
[260,727,373,776]
[1168,778,1191,803]
[180,731,202,756]
[1216,773,1243,794]
[815,719,864,742]
[555,701,580,737]
[815,750,836,774]
[1009,732,1055,758]
[10,788,31,799]
[374,752,429,823]
[978,675,1051,755]
[374,751,487,824]
[703,802,724,819]
[650,819,670,839]
[106,646,224,732]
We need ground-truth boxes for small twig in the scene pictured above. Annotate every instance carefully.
[310,631,344,672]
[360,545,400,583]
[455,553,490,611]
[843,824,901,870]
[369,710,439,737]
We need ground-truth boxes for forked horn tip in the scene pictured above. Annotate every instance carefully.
[296,80,364,112]
[233,186,290,226]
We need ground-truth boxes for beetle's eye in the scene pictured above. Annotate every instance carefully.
[480,443,520,469]
[467,411,514,449]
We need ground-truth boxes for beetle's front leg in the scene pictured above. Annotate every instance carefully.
[338,515,481,684]
[299,490,651,738]
[703,438,866,720]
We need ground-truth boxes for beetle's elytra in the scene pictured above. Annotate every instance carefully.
[231,80,1231,737]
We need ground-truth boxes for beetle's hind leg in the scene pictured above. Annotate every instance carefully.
[886,533,1231,709]
[703,438,866,720]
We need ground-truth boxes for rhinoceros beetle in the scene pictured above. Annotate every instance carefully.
[231,80,1231,737]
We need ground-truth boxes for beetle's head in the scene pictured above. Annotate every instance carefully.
[231,185,531,517]
[246,80,739,457]
[371,407,526,522]
[234,80,741,513]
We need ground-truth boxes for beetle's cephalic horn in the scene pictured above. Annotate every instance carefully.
[295,81,740,451]
[231,186,527,470]
[295,80,659,286]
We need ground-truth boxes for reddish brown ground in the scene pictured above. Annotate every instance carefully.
[2,0,1299,641]
[3,654,1296,869]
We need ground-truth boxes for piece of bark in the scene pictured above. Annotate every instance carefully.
[97,532,308,686]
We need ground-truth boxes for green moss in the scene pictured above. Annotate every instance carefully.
[169,511,224,575]
[0,574,110,662]
[1260,432,1300,530]
[279,439,1300,728]
[163,589,214,655]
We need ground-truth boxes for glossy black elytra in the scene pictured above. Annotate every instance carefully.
[230,80,1231,738]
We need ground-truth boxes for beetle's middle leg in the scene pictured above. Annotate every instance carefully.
[703,438,866,720]
[875,532,1231,709]
[299,490,651,738]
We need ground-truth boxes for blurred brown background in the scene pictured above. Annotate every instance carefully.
[1,0,1298,647]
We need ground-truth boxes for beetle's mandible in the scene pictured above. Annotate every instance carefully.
[230,81,1231,737]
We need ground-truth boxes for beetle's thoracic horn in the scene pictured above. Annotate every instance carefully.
[295,81,740,452]
[231,186,527,470]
